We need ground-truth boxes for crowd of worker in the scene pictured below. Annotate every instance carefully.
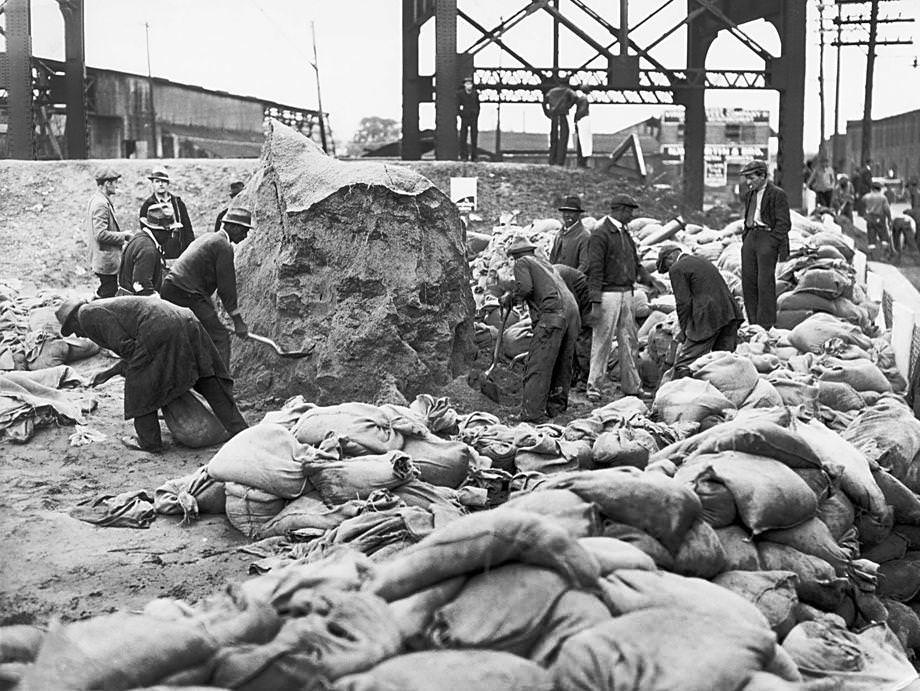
[73,168,253,452]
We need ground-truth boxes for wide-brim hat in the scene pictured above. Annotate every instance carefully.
[740,160,768,176]
[141,203,182,231]
[609,193,639,209]
[94,167,121,183]
[55,299,85,337]
[655,243,682,274]
[222,207,253,229]
[147,170,170,182]
[506,236,537,257]
[558,195,585,213]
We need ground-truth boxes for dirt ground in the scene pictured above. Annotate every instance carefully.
[0,157,660,626]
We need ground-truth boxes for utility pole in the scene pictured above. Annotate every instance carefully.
[144,21,158,158]
[310,20,330,154]
[833,1,842,168]
[818,2,827,154]
[831,0,913,170]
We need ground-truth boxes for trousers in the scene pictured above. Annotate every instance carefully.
[161,282,231,368]
[549,115,569,166]
[741,229,780,329]
[522,313,575,421]
[588,290,640,395]
[459,116,479,161]
[671,322,741,378]
[133,375,248,450]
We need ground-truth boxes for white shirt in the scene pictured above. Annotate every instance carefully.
[746,186,767,227]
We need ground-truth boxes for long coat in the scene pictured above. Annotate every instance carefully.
[669,254,743,342]
[76,297,230,419]
[139,193,195,259]
[84,191,125,275]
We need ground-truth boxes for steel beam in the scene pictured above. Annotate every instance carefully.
[434,0,458,160]
[773,0,806,209]
[6,0,33,159]
[60,0,87,158]
[677,13,714,212]
[402,0,422,159]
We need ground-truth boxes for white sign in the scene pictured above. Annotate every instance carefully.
[662,144,769,158]
[704,160,727,187]
[450,177,478,213]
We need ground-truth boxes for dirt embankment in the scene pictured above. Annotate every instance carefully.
[0,156,679,626]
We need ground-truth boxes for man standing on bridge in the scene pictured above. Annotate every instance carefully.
[457,77,481,162]
[739,159,790,330]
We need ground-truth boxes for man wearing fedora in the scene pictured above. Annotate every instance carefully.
[214,181,245,232]
[85,167,132,299]
[117,205,169,296]
[501,237,580,422]
[55,296,248,453]
[139,169,195,260]
[739,159,791,329]
[550,195,591,274]
[161,208,252,368]
[585,193,661,401]
[655,243,743,379]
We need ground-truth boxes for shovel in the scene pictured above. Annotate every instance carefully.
[246,333,314,359]
[480,305,513,402]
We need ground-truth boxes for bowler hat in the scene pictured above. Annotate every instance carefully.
[506,236,537,257]
[222,207,253,229]
[609,193,639,209]
[655,243,682,274]
[147,170,170,182]
[142,203,181,231]
[94,167,121,183]
[56,299,85,337]
[558,195,585,213]
[740,160,768,176]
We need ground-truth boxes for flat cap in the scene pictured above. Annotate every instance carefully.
[94,167,121,183]
[740,160,768,176]
[609,193,639,209]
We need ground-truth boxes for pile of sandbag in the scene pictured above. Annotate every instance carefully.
[0,280,62,370]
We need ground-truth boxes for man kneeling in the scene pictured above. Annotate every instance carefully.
[56,296,248,452]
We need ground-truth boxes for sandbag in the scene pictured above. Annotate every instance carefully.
[757,543,847,610]
[602,522,675,569]
[501,489,598,539]
[678,469,737,528]
[530,467,703,554]
[788,313,871,354]
[686,454,817,535]
[591,426,657,469]
[551,606,776,691]
[742,378,785,408]
[427,564,569,656]
[527,590,612,667]
[401,433,480,488]
[795,268,852,300]
[304,450,418,504]
[817,358,891,393]
[775,309,816,330]
[672,518,728,578]
[688,351,760,408]
[817,380,866,411]
[207,423,311,499]
[293,402,410,455]
[153,466,225,519]
[768,377,819,409]
[18,613,216,690]
[713,571,799,637]
[388,577,466,650]
[391,480,464,519]
[256,491,361,539]
[863,532,908,564]
[162,390,230,448]
[578,536,657,573]
[844,397,920,492]
[717,525,762,570]
[762,517,852,573]
[334,650,555,691]
[782,620,918,690]
[368,509,601,602]
[513,425,581,475]
[224,482,286,539]
[652,378,735,424]
[878,552,920,601]
[884,599,920,653]
[816,492,856,541]
[875,469,920,525]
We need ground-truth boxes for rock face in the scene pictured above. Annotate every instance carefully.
[231,120,475,405]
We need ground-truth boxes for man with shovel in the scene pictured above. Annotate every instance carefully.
[161,208,252,368]
[499,237,580,422]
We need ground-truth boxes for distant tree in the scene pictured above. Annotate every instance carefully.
[347,116,401,156]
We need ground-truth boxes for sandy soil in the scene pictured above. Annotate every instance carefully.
[0,157,672,626]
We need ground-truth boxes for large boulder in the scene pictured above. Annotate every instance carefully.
[231,120,475,404]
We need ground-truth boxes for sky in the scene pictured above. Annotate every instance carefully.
[21,0,920,154]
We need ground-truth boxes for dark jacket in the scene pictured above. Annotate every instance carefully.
[457,87,480,119]
[554,265,591,318]
[668,254,743,342]
[742,181,791,260]
[117,230,165,296]
[139,193,195,260]
[549,220,591,273]
[543,86,578,118]
[586,216,649,302]
[75,297,230,419]
[512,255,564,324]
[161,231,241,316]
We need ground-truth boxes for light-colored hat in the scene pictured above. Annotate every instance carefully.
[222,207,253,229]
[506,236,537,257]
[94,167,121,183]
[147,170,170,182]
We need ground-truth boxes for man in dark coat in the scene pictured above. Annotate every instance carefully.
[457,77,480,162]
[139,169,195,260]
[214,181,245,232]
[739,159,791,330]
[161,208,252,368]
[56,297,248,452]
[656,244,743,378]
[117,205,169,296]
[549,195,591,273]
[542,82,578,166]
[501,237,580,422]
